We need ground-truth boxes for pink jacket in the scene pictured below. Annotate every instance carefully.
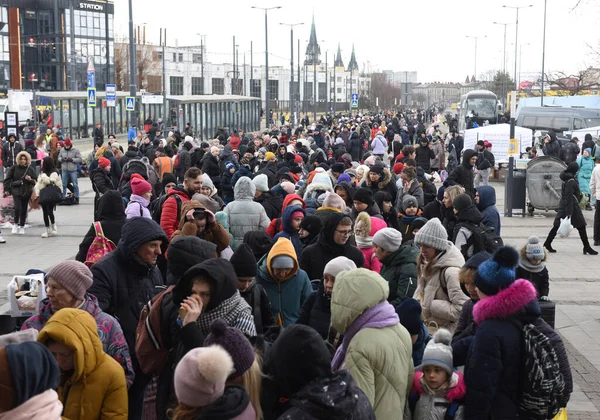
[360,246,382,273]
[0,389,62,420]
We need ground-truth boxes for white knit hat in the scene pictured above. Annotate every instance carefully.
[373,228,403,252]
[418,329,454,376]
[253,174,269,192]
[323,256,357,278]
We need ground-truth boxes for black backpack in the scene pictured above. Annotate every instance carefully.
[454,222,503,255]
[151,193,182,225]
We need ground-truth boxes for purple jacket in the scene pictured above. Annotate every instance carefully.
[125,194,152,219]
[22,293,135,387]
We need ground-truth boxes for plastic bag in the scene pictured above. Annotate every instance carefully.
[552,408,567,420]
[557,216,572,238]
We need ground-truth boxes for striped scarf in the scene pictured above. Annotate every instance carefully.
[196,290,257,337]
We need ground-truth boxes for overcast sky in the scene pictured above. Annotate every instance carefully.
[114,0,599,84]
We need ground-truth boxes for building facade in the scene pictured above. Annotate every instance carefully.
[412,82,461,107]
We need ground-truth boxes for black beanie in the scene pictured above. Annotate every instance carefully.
[353,187,373,205]
[162,172,177,186]
[332,163,345,174]
[167,236,216,285]
[230,244,258,277]
[243,230,275,261]
[395,298,423,336]
[299,215,323,235]
[453,193,473,213]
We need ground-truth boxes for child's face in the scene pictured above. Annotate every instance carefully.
[291,216,303,231]
[298,228,309,239]
[405,206,418,216]
[354,201,368,212]
[229,167,235,174]
[383,201,393,213]
[423,365,449,390]
[528,258,542,265]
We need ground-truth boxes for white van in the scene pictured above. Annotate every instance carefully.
[6,90,33,125]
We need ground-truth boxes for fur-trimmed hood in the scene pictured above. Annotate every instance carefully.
[304,182,334,200]
[412,371,466,402]
[473,279,538,325]
[15,151,32,166]
[360,167,393,190]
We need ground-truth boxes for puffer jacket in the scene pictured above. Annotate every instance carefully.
[371,133,387,155]
[89,217,168,364]
[125,194,152,219]
[380,243,420,307]
[554,171,586,229]
[297,282,341,347]
[256,237,312,326]
[476,186,501,235]
[37,308,128,420]
[577,154,594,195]
[405,371,466,420]
[34,171,63,196]
[58,146,82,172]
[414,244,467,333]
[159,186,192,240]
[430,138,444,169]
[22,294,135,387]
[561,139,580,164]
[224,177,270,244]
[255,190,284,220]
[415,142,436,172]
[3,152,37,197]
[330,269,414,419]
[465,279,572,419]
[274,205,305,258]
[1,139,23,168]
[448,149,476,198]
[171,200,230,253]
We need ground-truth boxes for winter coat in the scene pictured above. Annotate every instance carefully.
[125,194,152,219]
[22,294,135,387]
[448,149,476,198]
[256,237,312,326]
[430,139,444,169]
[465,279,572,419]
[159,186,192,240]
[240,282,275,335]
[299,213,365,281]
[34,171,63,197]
[411,323,431,367]
[405,371,466,420]
[516,263,550,298]
[120,149,139,168]
[221,171,235,202]
[415,143,436,172]
[380,243,420,307]
[128,126,136,141]
[330,269,414,419]
[76,191,127,263]
[277,370,375,420]
[476,186,501,235]
[58,146,82,172]
[371,134,387,155]
[414,244,467,333]
[202,386,256,420]
[89,218,168,364]
[224,177,270,244]
[274,205,305,258]
[256,160,278,188]
[1,140,23,168]
[297,284,341,347]
[562,140,580,165]
[364,168,398,205]
[3,152,37,197]
[266,193,306,237]
[231,165,254,187]
[171,200,231,254]
[37,308,128,420]
[476,149,495,170]
[348,131,363,162]
[90,167,114,196]
[553,171,586,229]
[396,179,425,210]
[577,155,594,195]
[590,164,600,200]
[202,153,221,187]
[543,131,562,159]
[453,204,484,259]
[255,190,284,221]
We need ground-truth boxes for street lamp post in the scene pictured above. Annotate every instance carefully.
[493,22,511,106]
[541,0,547,106]
[252,5,282,130]
[503,4,533,91]
[465,35,486,81]
[280,22,303,126]
[128,0,137,125]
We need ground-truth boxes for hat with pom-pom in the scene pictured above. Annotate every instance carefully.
[525,235,545,261]
[174,345,234,407]
[204,319,255,379]
[475,246,519,296]
[417,328,454,376]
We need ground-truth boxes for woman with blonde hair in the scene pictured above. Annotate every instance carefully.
[441,184,464,239]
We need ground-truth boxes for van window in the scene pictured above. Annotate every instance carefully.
[584,118,600,128]
[574,118,584,130]
[522,116,536,127]
[536,116,571,132]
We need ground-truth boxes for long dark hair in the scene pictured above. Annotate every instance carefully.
[42,156,56,175]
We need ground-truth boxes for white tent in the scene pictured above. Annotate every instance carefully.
[567,125,600,140]
[464,124,533,162]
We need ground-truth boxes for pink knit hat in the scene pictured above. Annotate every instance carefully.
[46,260,93,300]
[130,174,152,196]
[174,345,234,408]
[280,181,295,194]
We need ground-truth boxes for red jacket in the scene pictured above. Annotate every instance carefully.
[229,135,241,151]
[265,193,305,237]
[159,187,191,240]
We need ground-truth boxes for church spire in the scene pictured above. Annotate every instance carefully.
[304,13,321,66]
[334,42,344,68]
[347,43,358,72]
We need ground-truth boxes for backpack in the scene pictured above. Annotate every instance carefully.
[119,159,150,199]
[408,392,463,420]
[135,285,174,375]
[84,222,117,267]
[151,193,182,224]
[455,222,503,255]
[510,319,566,419]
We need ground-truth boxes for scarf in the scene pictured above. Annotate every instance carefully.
[331,301,399,370]
[518,257,546,274]
[0,390,62,420]
[196,291,257,337]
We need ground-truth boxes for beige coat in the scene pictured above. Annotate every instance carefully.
[414,243,468,333]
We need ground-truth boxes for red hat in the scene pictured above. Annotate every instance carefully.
[393,162,405,175]
[58,141,65,147]
[64,138,72,148]
[56,124,61,129]
[98,157,111,168]
[130,174,152,196]
[294,154,303,164]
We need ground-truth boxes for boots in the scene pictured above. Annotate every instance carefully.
[543,240,556,253]
[544,226,558,253]
[580,227,598,255]
[51,224,57,235]
[41,227,52,238]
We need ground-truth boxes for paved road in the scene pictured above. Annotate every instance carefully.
[0,178,598,417]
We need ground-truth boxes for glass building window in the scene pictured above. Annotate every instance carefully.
[318,82,326,101]
[268,80,278,100]
[212,78,224,95]
[172,53,176,62]
[170,76,183,95]
[193,54,202,63]
[192,77,204,95]
[250,79,261,98]
[178,53,183,62]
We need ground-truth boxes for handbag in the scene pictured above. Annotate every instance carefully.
[39,185,63,205]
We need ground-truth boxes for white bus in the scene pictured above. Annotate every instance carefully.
[458,89,502,133]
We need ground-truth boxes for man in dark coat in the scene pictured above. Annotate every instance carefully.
[543,130,562,159]
[475,140,495,187]
[299,213,364,280]
[582,133,595,154]
[253,174,284,220]
[561,136,580,165]
[90,157,115,220]
[255,154,278,188]
[347,131,363,162]
[1,133,23,169]
[201,146,221,190]
[89,217,169,420]
[415,135,436,173]
[448,149,477,198]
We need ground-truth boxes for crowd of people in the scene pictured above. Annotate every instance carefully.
[0,110,580,419]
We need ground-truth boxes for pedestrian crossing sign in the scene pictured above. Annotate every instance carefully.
[87,88,96,107]
[126,96,135,112]
[351,93,359,108]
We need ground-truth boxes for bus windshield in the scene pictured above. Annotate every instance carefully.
[465,98,497,120]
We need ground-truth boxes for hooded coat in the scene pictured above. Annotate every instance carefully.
[405,371,466,420]
[201,152,221,187]
[299,213,365,281]
[256,238,312,326]
[577,154,594,195]
[380,243,420,307]
[543,131,562,159]
[274,205,305,258]
[1,137,23,168]
[554,170,586,228]
[22,294,134,388]
[413,244,468,333]
[171,200,230,253]
[364,168,398,205]
[76,191,127,263]
[266,193,306,237]
[224,177,270,244]
[330,269,414,419]
[453,204,484,259]
[89,217,168,363]
[3,151,37,197]
[255,190,284,221]
[296,282,341,347]
[37,309,128,420]
[476,186,501,235]
[415,141,436,172]
[347,131,363,162]
[371,133,387,155]
[448,149,476,198]
[465,280,572,419]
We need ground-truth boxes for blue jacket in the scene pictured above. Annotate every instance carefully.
[274,205,305,259]
[412,322,431,367]
[476,186,501,235]
[577,155,594,195]
[128,127,136,142]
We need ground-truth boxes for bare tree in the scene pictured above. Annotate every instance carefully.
[544,69,600,96]
[113,39,159,92]
[370,73,402,109]
[114,39,128,91]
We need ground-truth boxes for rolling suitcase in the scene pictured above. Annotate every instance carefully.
[539,300,556,329]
